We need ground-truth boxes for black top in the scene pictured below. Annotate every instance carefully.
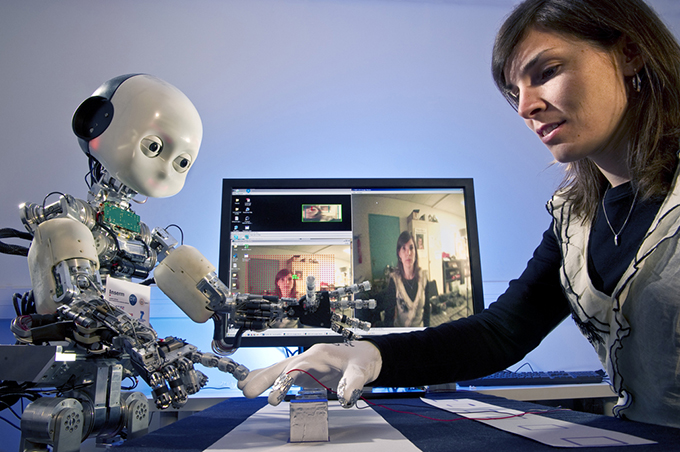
[589,183,663,294]
[369,183,663,387]
[380,275,432,327]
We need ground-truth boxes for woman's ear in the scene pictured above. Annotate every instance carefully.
[619,37,644,76]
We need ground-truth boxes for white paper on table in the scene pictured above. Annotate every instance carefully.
[421,398,656,448]
[205,402,422,451]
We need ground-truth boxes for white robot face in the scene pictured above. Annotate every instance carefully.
[76,75,203,198]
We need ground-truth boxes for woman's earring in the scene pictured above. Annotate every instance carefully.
[632,71,642,93]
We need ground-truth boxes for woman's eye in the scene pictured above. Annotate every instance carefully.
[540,66,558,81]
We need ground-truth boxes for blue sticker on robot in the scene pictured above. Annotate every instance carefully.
[129,294,137,306]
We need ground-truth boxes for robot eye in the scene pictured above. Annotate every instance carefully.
[173,153,192,173]
[140,136,163,158]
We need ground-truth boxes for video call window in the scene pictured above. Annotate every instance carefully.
[238,251,340,297]
[218,179,484,348]
[302,204,343,222]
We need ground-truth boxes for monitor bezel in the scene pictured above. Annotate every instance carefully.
[218,178,484,349]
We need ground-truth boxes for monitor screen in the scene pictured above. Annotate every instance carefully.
[218,178,484,348]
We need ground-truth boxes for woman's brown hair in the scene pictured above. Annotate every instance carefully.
[492,0,680,220]
[396,231,420,281]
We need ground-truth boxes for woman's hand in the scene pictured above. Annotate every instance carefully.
[237,341,382,408]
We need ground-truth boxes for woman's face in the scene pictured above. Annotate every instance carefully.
[504,28,639,176]
[277,274,293,296]
[304,206,321,219]
[398,239,416,273]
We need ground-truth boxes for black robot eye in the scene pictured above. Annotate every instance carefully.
[140,136,163,158]
[173,153,192,173]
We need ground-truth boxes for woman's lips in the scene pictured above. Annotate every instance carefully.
[537,121,565,143]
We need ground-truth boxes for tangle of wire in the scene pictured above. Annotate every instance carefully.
[12,292,36,316]
[0,398,22,430]
[86,157,103,190]
[86,158,148,204]
[97,297,148,347]
[285,368,567,423]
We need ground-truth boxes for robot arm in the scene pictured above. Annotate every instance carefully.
[10,214,247,411]
[152,227,376,354]
[1,73,375,451]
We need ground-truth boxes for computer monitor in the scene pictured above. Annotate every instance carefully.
[217,178,484,349]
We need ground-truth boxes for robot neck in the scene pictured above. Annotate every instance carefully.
[87,168,146,209]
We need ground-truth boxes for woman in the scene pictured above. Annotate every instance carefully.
[274,268,296,299]
[239,0,680,427]
[272,269,299,328]
[382,231,430,327]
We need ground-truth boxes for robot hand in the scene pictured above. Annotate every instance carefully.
[295,279,375,340]
[210,281,377,354]
[153,240,377,353]
[238,341,382,408]
[10,295,250,410]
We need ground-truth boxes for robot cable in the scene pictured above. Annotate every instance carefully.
[0,228,32,257]
[0,414,20,431]
[164,224,184,244]
[97,222,122,253]
[41,191,65,210]
[12,291,35,316]
[86,157,101,189]
[0,399,22,420]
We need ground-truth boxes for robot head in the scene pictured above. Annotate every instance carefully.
[72,74,203,198]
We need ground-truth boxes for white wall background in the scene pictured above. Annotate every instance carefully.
[1,0,680,408]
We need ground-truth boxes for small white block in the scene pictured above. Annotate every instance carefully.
[289,398,329,442]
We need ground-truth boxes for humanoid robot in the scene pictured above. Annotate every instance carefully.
[0,74,375,451]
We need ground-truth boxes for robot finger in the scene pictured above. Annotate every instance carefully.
[237,359,291,398]
[268,372,295,406]
[330,312,371,331]
[330,323,359,341]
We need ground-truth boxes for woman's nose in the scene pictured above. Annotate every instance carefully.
[517,87,545,119]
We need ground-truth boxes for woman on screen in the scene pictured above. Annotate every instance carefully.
[238,0,680,427]
[382,231,431,327]
[271,269,299,328]
[274,268,296,299]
